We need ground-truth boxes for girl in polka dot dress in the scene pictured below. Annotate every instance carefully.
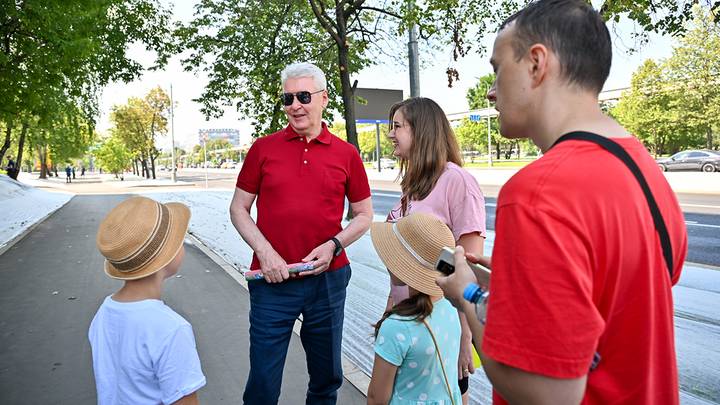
[367,213,462,405]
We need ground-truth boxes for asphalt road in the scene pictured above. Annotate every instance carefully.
[157,170,720,267]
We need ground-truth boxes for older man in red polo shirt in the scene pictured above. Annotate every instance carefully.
[230,62,373,405]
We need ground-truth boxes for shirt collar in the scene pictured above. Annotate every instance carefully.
[284,122,332,145]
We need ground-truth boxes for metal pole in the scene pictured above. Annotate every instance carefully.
[408,0,420,97]
[203,139,208,188]
[376,122,382,172]
[486,83,493,168]
[170,84,177,182]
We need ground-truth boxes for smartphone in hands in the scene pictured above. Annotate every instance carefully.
[435,247,491,286]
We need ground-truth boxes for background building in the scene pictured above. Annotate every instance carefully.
[198,128,240,145]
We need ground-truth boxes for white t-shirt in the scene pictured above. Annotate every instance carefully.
[88,296,206,405]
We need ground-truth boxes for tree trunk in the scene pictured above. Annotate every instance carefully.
[38,145,48,179]
[141,153,150,179]
[149,150,156,179]
[707,127,713,150]
[0,122,12,165]
[495,143,501,160]
[9,123,28,180]
[515,141,521,159]
[133,159,139,176]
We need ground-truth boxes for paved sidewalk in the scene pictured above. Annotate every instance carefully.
[0,195,365,404]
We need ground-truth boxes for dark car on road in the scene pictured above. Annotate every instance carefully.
[657,150,720,173]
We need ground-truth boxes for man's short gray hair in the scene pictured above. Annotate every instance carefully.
[281,62,327,91]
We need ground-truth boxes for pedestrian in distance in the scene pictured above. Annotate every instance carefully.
[72,166,76,179]
[65,165,72,183]
[5,158,16,178]
[384,97,487,404]
[230,62,373,405]
[90,196,206,405]
[436,1,688,404]
[81,166,85,176]
[367,213,462,405]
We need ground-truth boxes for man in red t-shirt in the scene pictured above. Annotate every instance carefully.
[437,1,687,404]
[230,62,372,405]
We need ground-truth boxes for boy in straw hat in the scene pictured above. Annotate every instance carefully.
[89,196,206,405]
[367,212,462,405]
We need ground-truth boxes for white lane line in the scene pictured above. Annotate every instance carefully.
[680,203,720,209]
[685,222,720,229]
[372,192,401,198]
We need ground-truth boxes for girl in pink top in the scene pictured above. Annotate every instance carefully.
[385,97,486,404]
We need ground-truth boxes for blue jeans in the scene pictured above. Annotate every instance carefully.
[243,265,351,405]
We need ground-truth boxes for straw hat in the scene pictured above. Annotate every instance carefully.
[96,196,191,280]
[371,212,455,297]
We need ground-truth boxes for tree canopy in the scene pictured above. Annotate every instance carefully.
[614,5,720,154]
[1,0,173,178]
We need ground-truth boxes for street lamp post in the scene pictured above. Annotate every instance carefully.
[202,136,209,188]
[170,84,177,182]
[484,82,493,168]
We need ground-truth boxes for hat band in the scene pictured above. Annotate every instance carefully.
[109,203,171,272]
[392,222,435,271]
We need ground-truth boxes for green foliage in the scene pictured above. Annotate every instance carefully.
[357,125,393,160]
[94,135,132,177]
[176,0,349,136]
[615,6,720,154]
[664,5,720,150]
[0,0,173,175]
[466,73,495,110]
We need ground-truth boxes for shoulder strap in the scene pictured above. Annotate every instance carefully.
[552,131,674,279]
[422,320,456,405]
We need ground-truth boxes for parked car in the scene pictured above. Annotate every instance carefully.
[657,150,720,173]
[380,158,396,169]
[221,160,237,169]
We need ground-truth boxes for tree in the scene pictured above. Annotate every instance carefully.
[664,5,720,150]
[0,0,173,175]
[614,60,690,155]
[110,87,171,179]
[615,5,720,154]
[358,124,392,160]
[177,0,348,136]
[174,0,715,156]
[94,135,132,179]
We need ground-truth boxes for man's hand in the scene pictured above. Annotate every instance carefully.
[258,248,289,283]
[436,246,480,310]
[300,240,335,276]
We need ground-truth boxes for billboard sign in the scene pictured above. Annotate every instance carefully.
[353,88,404,124]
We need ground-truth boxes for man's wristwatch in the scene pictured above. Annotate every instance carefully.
[330,237,343,257]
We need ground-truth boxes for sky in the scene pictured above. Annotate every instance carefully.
[96,1,678,151]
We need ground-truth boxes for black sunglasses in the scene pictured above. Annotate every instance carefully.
[282,89,324,106]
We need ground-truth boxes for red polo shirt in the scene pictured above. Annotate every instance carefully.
[236,123,371,271]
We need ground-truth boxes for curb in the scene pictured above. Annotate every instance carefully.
[184,232,372,397]
[0,195,75,257]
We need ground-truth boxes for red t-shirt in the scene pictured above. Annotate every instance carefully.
[484,137,687,404]
[236,123,371,271]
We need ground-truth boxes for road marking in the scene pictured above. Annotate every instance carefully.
[680,203,720,209]
[685,221,720,229]
[372,192,402,198]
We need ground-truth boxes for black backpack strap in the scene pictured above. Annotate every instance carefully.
[552,131,674,279]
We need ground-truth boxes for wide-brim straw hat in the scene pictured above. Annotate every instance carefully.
[371,212,455,297]
[96,196,191,280]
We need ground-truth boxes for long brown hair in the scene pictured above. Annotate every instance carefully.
[388,97,463,215]
[373,293,434,338]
